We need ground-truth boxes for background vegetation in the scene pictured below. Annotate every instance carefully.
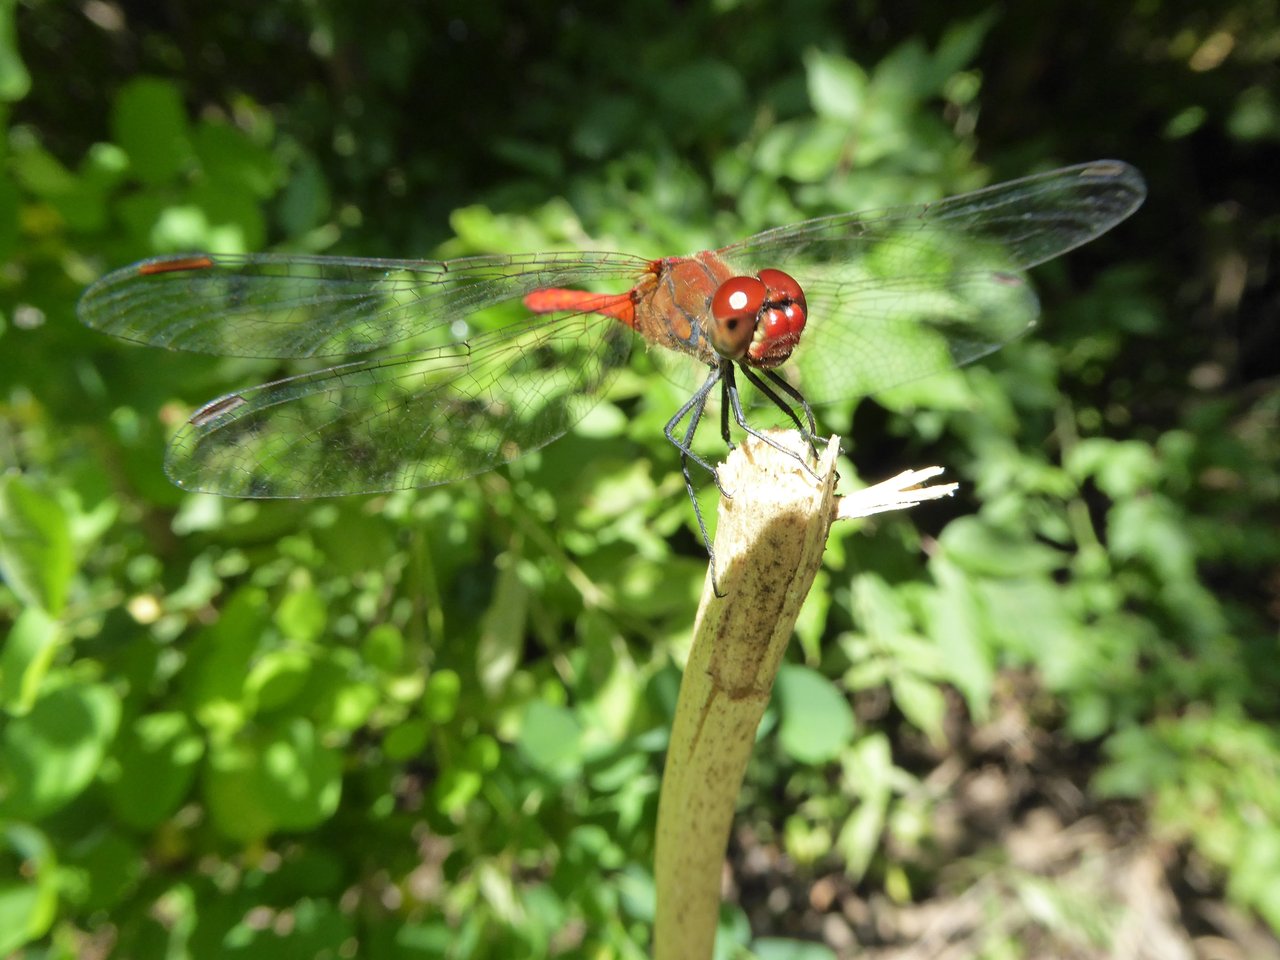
[1,1,1277,957]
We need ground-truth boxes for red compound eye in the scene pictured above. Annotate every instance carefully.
[746,269,808,366]
[709,275,767,359]
[757,269,806,313]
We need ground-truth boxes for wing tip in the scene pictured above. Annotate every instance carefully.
[1077,159,1148,209]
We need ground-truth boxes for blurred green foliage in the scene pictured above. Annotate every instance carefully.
[0,1,1278,957]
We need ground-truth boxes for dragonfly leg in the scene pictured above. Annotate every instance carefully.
[719,364,733,450]
[745,367,824,461]
[663,366,725,488]
[681,391,727,596]
[763,368,818,437]
[724,364,820,480]
[664,367,729,596]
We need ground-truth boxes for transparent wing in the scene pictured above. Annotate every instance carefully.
[165,308,634,497]
[78,250,652,359]
[718,160,1146,402]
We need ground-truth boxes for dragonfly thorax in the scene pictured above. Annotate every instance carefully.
[708,269,808,368]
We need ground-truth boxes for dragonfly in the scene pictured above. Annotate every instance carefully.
[79,159,1145,562]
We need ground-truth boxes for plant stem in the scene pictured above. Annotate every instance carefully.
[653,431,840,960]
[651,434,957,958]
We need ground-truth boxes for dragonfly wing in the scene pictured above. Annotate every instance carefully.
[719,160,1145,403]
[78,251,651,359]
[722,161,1146,270]
[780,271,1038,403]
[165,309,635,496]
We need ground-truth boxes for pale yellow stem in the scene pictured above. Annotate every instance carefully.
[650,435,957,958]
[653,431,840,960]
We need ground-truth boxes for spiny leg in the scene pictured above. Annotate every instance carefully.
[723,363,820,477]
[739,366,822,460]
[681,385,727,596]
[663,366,725,487]
[738,366,808,436]
[720,360,732,447]
[761,368,818,439]
[664,366,730,596]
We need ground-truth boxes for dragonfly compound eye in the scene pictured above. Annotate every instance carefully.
[746,269,807,367]
[710,276,767,358]
[757,269,806,314]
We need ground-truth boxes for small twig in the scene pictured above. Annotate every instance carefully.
[652,433,955,960]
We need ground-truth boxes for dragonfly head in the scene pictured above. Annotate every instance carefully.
[708,269,808,367]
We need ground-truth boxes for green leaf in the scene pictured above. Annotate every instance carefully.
[804,49,868,122]
[192,120,279,198]
[382,718,429,761]
[936,515,1064,578]
[432,765,483,816]
[104,712,204,829]
[793,572,832,664]
[10,136,76,198]
[517,701,583,778]
[850,572,914,640]
[1108,495,1196,582]
[774,665,855,764]
[653,59,746,131]
[0,825,56,953]
[277,150,332,236]
[246,649,313,711]
[0,0,31,102]
[477,555,528,696]
[183,588,271,734]
[752,938,839,960]
[0,883,49,954]
[188,176,268,250]
[0,683,121,818]
[0,474,75,615]
[933,10,998,79]
[204,719,342,841]
[423,669,460,725]
[869,38,932,107]
[258,719,343,831]
[1228,85,1280,142]
[570,94,643,161]
[221,896,353,957]
[836,733,894,882]
[203,739,275,842]
[756,119,850,183]
[110,76,193,185]
[890,673,946,747]
[63,829,142,912]
[922,560,994,721]
[0,607,65,713]
[783,815,834,865]
[362,623,405,672]
[1065,437,1159,499]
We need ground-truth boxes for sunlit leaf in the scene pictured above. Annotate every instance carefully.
[774,664,855,764]
[0,684,121,819]
[105,712,203,830]
[0,0,30,102]
[517,701,583,778]
[110,77,193,185]
[204,719,342,840]
[0,607,64,713]
[752,938,839,960]
[0,825,56,953]
[804,50,868,122]
[0,475,75,615]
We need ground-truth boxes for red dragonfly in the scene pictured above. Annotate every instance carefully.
[79,160,1144,550]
